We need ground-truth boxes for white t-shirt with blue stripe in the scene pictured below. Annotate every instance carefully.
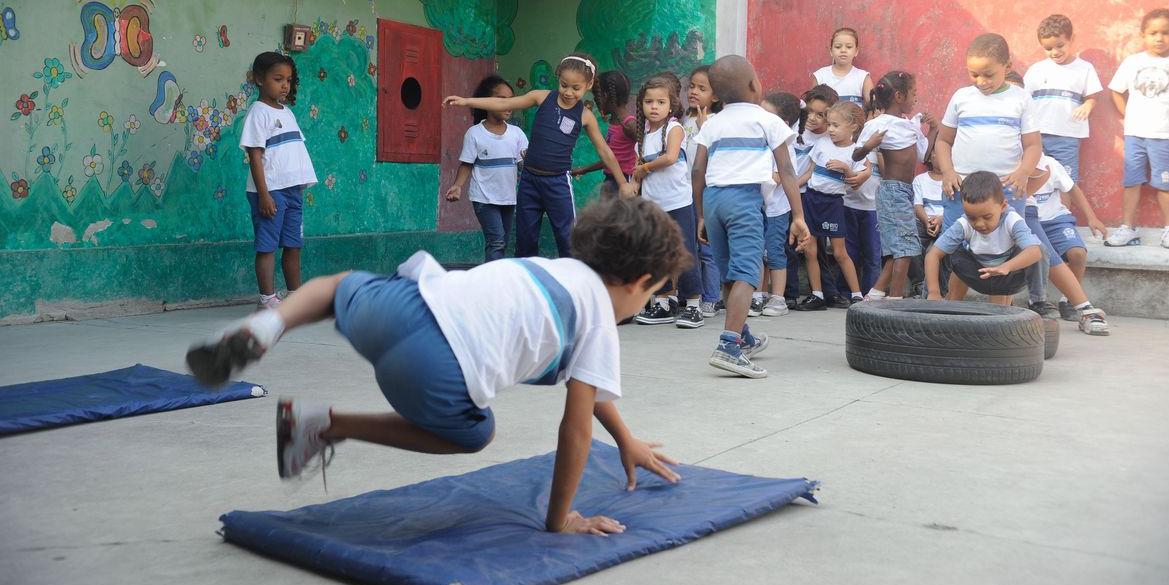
[1023,57,1103,139]
[814,65,869,104]
[942,84,1039,178]
[239,101,318,192]
[458,122,528,205]
[694,102,794,187]
[640,119,692,213]
[807,140,864,195]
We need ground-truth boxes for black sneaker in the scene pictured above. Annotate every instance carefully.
[675,305,705,329]
[635,302,675,324]
[748,297,765,317]
[793,295,827,311]
[784,296,798,309]
[668,297,680,316]
[1028,301,1059,319]
[827,295,851,309]
[849,296,863,305]
[1058,301,1077,322]
[714,299,726,312]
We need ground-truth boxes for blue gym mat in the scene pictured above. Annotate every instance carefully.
[220,440,818,585]
[0,364,265,435]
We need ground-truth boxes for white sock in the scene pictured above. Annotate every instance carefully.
[1074,301,1091,310]
[851,292,863,299]
[1060,296,1068,303]
[656,297,670,310]
[686,298,700,308]
[753,292,764,300]
[812,291,824,300]
[260,292,278,302]
[247,310,285,349]
[888,296,903,300]
[867,289,886,299]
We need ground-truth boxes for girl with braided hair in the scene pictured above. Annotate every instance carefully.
[572,70,638,197]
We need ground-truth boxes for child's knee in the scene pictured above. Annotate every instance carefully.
[1066,248,1087,265]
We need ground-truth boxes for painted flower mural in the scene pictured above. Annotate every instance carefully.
[117,160,132,182]
[46,104,63,126]
[193,34,207,53]
[82,153,104,177]
[15,93,36,116]
[36,146,55,173]
[124,114,140,134]
[61,177,76,203]
[97,111,113,132]
[10,177,29,200]
[33,57,72,93]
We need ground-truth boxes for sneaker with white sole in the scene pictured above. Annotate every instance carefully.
[674,305,705,328]
[277,398,339,485]
[761,295,789,316]
[257,294,282,311]
[748,297,765,317]
[740,331,769,359]
[1078,307,1110,336]
[1104,225,1140,247]
[186,313,283,387]
[1162,226,1169,249]
[635,302,675,324]
[709,336,767,378]
[700,301,719,318]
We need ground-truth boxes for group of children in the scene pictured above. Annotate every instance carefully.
[188,8,1169,535]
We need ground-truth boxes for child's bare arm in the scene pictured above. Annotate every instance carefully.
[444,162,473,202]
[246,148,276,218]
[1067,184,1108,238]
[692,145,708,243]
[620,116,639,142]
[547,379,624,535]
[924,246,946,300]
[913,204,930,228]
[593,401,680,490]
[983,245,1041,277]
[1111,90,1127,118]
[933,125,960,196]
[774,146,809,246]
[583,109,633,195]
[442,91,544,112]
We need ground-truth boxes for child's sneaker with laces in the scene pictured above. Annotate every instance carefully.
[748,297,765,317]
[1104,225,1140,247]
[700,301,719,318]
[1078,307,1110,336]
[1058,301,1077,322]
[277,398,340,485]
[761,295,789,316]
[709,335,767,378]
[794,295,827,311]
[186,311,284,387]
[739,330,769,359]
[674,305,705,329]
[635,302,675,324]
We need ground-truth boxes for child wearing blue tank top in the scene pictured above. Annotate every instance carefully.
[445,53,634,259]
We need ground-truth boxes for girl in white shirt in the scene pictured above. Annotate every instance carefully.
[811,27,874,106]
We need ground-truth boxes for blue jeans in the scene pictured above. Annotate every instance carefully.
[472,202,514,262]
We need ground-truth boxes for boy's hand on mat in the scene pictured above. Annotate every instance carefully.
[443,185,462,202]
[560,511,625,536]
[979,266,1010,279]
[942,171,961,197]
[259,193,277,218]
[620,438,681,490]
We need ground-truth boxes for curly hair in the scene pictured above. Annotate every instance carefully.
[634,76,682,164]
[251,51,299,105]
[968,33,1011,65]
[828,101,866,142]
[763,92,802,127]
[593,70,631,116]
[470,75,513,124]
[571,197,692,286]
[1037,14,1073,40]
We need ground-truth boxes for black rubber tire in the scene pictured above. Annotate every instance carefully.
[1043,318,1060,360]
[845,299,1044,385]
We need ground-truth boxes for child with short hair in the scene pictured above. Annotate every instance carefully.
[631,76,704,328]
[1024,14,1103,183]
[444,53,634,259]
[811,27,874,105]
[682,65,725,317]
[572,70,639,196]
[1105,8,1169,248]
[758,92,802,316]
[693,55,809,378]
[789,84,841,311]
[445,75,528,262]
[925,171,1042,305]
[240,51,317,311]
[186,197,687,536]
[934,33,1108,335]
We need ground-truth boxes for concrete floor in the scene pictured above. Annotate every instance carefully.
[1,305,1167,585]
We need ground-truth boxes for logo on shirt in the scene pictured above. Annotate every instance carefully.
[274,119,283,129]
[481,148,489,158]
[1134,66,1169,99]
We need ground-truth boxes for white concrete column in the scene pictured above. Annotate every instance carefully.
[715,0,748,57]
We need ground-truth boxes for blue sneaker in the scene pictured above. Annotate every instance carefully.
[709,335,767,378]
[740,331,770,359]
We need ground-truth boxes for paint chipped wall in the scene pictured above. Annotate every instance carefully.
[747,0,1166,227]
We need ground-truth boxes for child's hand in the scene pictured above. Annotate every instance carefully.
[443,185,462,202]
[789,217,811,249]
[558,511,625,536]
[844,163,870,189]
[619,438,680,490]
[927,216,941,237]
[632,164,648,182]
[1002,169,1030,196]
[1089,217,1108,240]
[942,171,961,198]
[570,168,587,179]
[259,193,277,218]
[618,182,639,199]
[1071,103,1092,121]
[863,129,886,151]
[825,159,851,174]
[927,292,943,301]
[920,112,939,130]
[696,105,710,127]
[441,96,467,107]
[979,265,1011,279]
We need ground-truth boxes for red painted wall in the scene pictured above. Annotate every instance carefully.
[747,0,1165,227]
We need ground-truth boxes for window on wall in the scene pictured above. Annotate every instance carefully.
[376,20,442,163]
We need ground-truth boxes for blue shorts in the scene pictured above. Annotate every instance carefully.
[247,186,304,253]
[1041,214,1087,258]
[875,179,921,258]
[1042,134,1081,183]
[763,212,791,270]
[803,188,846,238]
[1124,136,1169,190]
[703,184,765,288]
[333,271,494,451]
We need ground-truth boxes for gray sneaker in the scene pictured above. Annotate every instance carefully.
[761,295,789,316]
[709,345,768,378]
[740,332,770,359]
[700,301,719,318]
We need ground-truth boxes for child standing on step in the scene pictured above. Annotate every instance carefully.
[811,27,874,106]
[240,51,317,311]
[444,53,634,259]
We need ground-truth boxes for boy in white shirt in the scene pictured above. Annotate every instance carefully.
[1023,14,1103,184]
[1105,8,1169,248]
[185,198,686,536]
[692,55,809,378]
[1033,156,1109,320]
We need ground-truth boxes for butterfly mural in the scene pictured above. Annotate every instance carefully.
[148,70,184,124]
[0,6,19,46]
[68,1,160,77]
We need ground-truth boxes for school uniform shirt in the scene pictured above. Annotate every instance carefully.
[399,251,621,409]
[792,127,826,193]
[1023,57,1103,139]
[807,140,864,195]
[458,122,528,205]
[935,209,1041,267]
[844,150,879,211]
[681,114,702,172]
[1108,52,1169,139]
[813,65,869,104]
[694,103,794,187]
[912,172,945,217]
[857,113,929,162]
[640,119,692,212]
[942,84,1039,178]
[1034,155,1077,222]
[239,101,317,192]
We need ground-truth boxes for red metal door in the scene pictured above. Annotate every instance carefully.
[377,19,442,163]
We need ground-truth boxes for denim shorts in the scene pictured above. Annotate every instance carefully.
[703,184,765,288]
[1042,215,1087,258]
[1042,134,1082,183]
[246,185,304,253]
[333,271,494,451]
[763,212,791,270]
[1124,136,1169,190]
[876,180,921,258]
[803,188,846,238]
